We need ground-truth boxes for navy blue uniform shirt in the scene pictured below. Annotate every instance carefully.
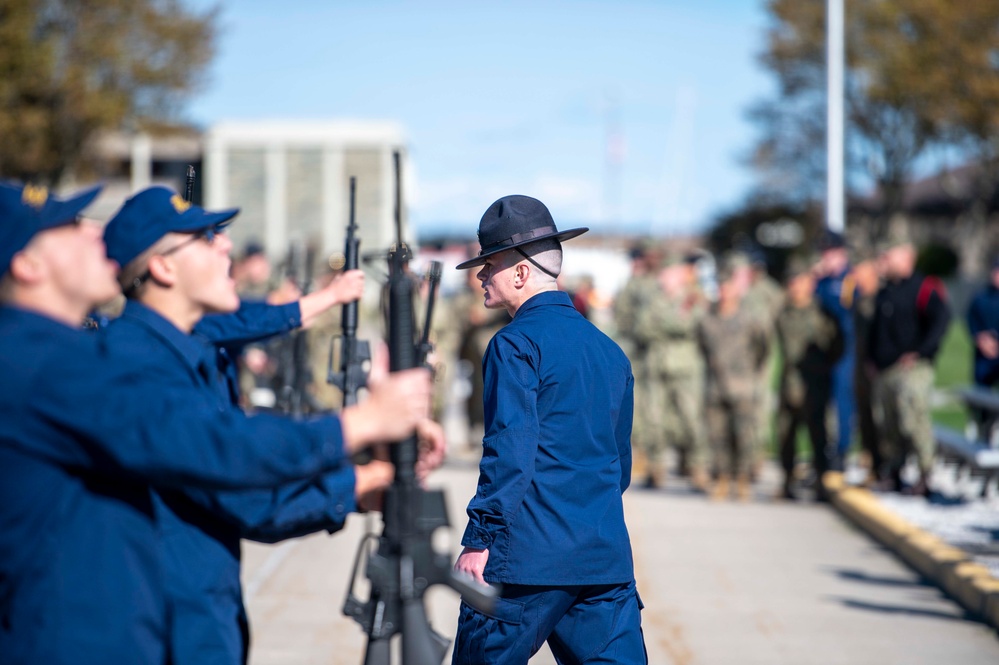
[461,290,635,585]
[967,284,999,385]
[0,306,351,664]
[816,266,855,343]
[195,299,302,404]
[105,300,356,665]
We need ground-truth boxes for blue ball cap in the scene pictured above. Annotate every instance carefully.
[104,186,239,267]
[0,181,102,275]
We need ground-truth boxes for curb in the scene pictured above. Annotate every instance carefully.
[823,472,999,630]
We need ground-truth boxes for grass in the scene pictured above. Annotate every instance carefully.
[931,323,973,432]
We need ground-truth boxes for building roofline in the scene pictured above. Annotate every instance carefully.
[205,119,407,147]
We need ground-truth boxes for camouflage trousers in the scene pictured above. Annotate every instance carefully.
[707,397,757,477]
[660,371,709,471]
[632,368,669,465]
[874,360,935,473]
[753,350,778,465]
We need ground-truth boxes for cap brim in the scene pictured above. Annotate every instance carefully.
[174,207,240,234]
[455,227,588,270]
[38,185,103,231]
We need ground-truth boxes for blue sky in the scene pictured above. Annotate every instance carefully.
[185,1,772,236]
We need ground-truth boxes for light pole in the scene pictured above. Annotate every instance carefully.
[827,0,845,232]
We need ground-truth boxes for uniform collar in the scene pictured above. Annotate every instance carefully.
[0,304,85,339]
[514,290,574,317]
[120,299,210,375]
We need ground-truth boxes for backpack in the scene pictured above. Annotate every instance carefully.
[917,275,947,315]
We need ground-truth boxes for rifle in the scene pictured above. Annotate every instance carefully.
[276,239,319,417]
[184,165,196,203]
[342,152,497,664]
[328,177,371,407]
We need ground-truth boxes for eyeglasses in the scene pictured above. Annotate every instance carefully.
[158,226,221,258]
[124,226,223,295]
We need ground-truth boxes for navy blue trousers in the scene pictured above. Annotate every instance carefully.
[832,351,856,460]
[452,581,647,665]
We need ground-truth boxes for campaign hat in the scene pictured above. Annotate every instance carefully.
[455,195,587,270]
[104,186,239,268]
[0,181,102,275]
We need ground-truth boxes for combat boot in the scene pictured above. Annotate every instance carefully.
[736,474,752,502]
[710,474,730,501]
[645,462,665,489]
[632,449,649,486]
[690,467,710,493]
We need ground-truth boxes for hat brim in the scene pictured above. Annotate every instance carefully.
[175,207,239,234]
[455,227,588,270]
[38,185,103,231]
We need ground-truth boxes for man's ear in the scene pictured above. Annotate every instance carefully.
[146,255,178,287]
[8,250,44,286]
[514,262,531,287]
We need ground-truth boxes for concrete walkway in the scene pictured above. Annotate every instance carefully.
[243,463,999,664]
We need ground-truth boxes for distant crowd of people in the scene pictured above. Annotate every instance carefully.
[611,227,955,500]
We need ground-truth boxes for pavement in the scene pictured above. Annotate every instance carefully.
[242,459,999,664]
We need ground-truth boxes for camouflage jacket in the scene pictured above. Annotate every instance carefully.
[613,274,658,360]
[633,287,707,377]
[698,305,768,403]
[775,301,843,406]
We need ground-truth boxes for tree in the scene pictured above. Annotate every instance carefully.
[0,0,218,186]
[746,0,999,239]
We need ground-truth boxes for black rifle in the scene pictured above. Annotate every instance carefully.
[343,152,497,665]
[328,177,371,407]
[184,165,196,203]
[276,239,319,417]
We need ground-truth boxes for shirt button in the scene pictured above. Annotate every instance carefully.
[335,503,345,513]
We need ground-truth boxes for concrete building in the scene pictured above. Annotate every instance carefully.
[203,120,410,261]
[88,120,411,264]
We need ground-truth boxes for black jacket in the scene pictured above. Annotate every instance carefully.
[868,271,951,370]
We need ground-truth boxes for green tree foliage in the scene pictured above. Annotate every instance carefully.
[748,0,999,233]
[0,0,218,185]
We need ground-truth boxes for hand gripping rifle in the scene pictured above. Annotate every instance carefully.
[328,177,371,407]
[342,152,497,665]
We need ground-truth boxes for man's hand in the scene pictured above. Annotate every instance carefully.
[454,547,490,586]
[340,344,432,452]
[354,460,394,513]
[898,352,920,369]
[977,331,999,359]
[415,418,446,482]
[300,269,365,329]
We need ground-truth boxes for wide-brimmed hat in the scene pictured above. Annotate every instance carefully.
[104,186,239,268]
[455,195,587,270]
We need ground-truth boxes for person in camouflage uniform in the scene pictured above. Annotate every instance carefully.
[740,250,785,473]
[774,256,843,501]
[848,246,883,484]
[699,256,769,501]
[633,252,710,489]
[613,240,665,485]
